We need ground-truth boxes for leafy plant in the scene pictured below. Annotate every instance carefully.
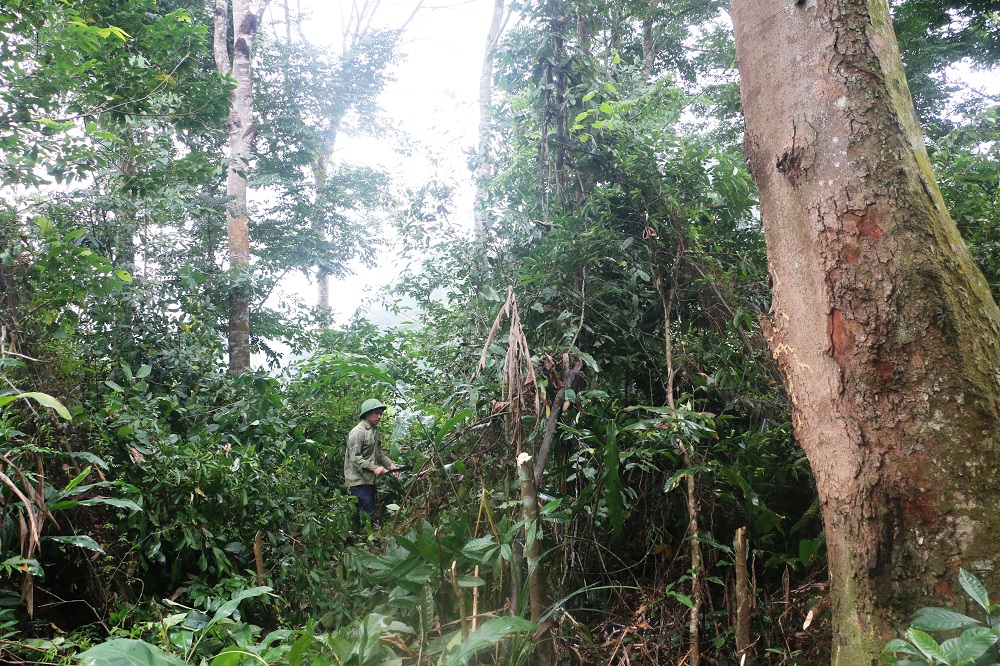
[884,569,1000,665]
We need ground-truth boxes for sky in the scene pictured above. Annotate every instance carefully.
[263,0,498,326]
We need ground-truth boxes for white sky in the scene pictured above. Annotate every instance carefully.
[264,0,496,326]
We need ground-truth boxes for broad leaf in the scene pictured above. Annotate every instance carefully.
[211,586,272,623]
[77,638,187,666]
[960,569,991,612]
[942,626,999,663]
[884,638,921,656]
[0,391,72,420]
[439,617,537,666]
[912,607,982,631]
[45,534,104,553]
[907,628,947,663]
[78,497,143,512]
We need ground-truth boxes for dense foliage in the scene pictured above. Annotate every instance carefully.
[1,0,997,664]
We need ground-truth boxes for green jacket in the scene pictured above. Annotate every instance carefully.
[344,420,392,487]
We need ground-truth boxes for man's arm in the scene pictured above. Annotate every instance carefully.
[377,448,395,472]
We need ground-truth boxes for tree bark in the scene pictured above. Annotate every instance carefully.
[215,0,269,375]
[731,0,1000,662]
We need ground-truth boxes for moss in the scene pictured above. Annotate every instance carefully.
[830,542,885,666]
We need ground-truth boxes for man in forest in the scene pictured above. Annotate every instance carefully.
[344,398,398,526]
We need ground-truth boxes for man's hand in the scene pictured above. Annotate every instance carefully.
[374,465,388,476]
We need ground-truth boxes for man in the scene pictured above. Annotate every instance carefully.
[344,398,398,526]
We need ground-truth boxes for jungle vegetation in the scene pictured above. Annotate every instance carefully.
[1,0,998,664]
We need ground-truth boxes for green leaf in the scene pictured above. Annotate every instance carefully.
[907,627,948,663]
[671,593,694,608]
[960,569,991,612]
[440,617,536,666]
[115,269,133,282]
[911,607,981,631]
[78,497,143,512]
[455,575,485,588]
[77,638,187,666]
[135,365,152,379]
[63,466,93,493]
[286,632,313,666]
[210,647,258,666]
[68,451,109,469]
[462,535,496,554]
[599,102,613,114]
[884,639,921,656]
[45,534,104,553]
[0,391,72,420]
[943,626,999,663]
[603,421,624,537]
[211,586,272,623]
[435,409,473,447]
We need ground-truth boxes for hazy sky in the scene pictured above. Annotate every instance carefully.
[264,0,496,325]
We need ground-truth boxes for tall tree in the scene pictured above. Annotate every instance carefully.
[474,0,507,239]
[215,0,270,374]
[731,0,1000,662]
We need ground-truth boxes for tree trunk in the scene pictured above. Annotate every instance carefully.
[215,0,269,375]
[517,452,554,664]
[731,0,1000,662]
[474,0,505,240]
[312,155,331,311]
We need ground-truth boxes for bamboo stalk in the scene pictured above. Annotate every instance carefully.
[472,565,480,633]
[451,561,469,640]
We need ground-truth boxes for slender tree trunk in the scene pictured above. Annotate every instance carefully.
[474,0,505,240]
[641,0,660,79]
[731,0,1000,662]
[312,155,331,311]
[651,231,701,666]
[734,526,753,665]
[517,452,554,664]
[215,0,269,375]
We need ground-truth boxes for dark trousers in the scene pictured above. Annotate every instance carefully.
[349,484,376,527]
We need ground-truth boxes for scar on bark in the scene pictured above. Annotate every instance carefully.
[234,35,253,59]
[828,309,856,361]
[775,145,807,186]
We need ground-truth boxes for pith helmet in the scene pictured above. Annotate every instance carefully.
[360,398,388,418]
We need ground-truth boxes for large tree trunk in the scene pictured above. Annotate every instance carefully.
[215,0,269,375]
[731,0,1000,662]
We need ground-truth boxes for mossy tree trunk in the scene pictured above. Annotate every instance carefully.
[731,0,1000,662]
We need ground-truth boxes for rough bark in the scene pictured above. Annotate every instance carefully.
[731,0,1000,662]
[215,0,269,375]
